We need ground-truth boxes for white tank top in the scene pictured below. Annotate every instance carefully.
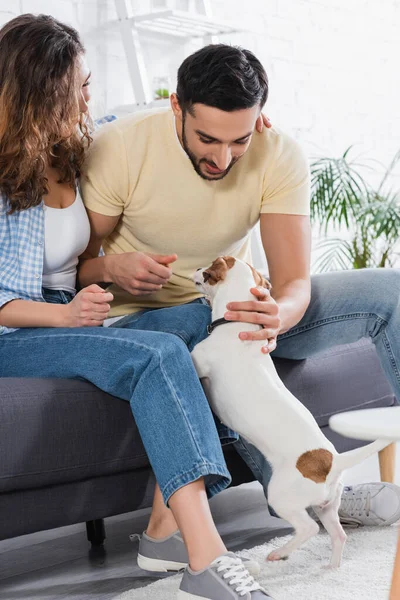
[42,190,91,293]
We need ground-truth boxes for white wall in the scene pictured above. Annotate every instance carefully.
[1,0,399,182]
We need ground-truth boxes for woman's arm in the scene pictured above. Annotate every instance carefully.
[0,285,113,329]
[0,299,69,328]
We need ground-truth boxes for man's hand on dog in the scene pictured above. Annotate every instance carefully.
[224,286,280,354]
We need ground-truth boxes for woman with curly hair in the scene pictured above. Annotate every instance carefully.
[0,13,271,600]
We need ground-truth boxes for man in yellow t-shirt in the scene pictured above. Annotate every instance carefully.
[81,104,309,321]
[79,44,400,578]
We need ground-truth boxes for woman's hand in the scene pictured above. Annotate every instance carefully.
[224,286,281,354]
[256,113,272,133]
[63,284,114,327]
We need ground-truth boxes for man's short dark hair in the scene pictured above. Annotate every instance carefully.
[176,44,268,114]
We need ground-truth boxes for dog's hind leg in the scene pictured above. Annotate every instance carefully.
[266,508,320,561]
[267,473,321,561]
[312,484,347,569]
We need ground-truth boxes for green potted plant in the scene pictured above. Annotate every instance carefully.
[310,148,400,271]
[154,87,170,100]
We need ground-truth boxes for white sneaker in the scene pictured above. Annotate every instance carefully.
[338,483,400,527]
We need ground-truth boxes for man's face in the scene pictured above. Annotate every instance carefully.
[180,103,260,181]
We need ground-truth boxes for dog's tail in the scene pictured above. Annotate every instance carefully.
[329,440,392,479]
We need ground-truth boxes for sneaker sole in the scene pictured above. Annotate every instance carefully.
[137,553,187,572]
[138,552,260,577]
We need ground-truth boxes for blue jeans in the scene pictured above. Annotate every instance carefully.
[113,268,400,502]
[0,289,231,504]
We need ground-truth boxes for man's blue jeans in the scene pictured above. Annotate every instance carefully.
[0,291,231,504]
[113,268,400,500]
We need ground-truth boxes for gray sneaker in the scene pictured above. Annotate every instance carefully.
[132,531,260,577]
[134,530,188,572]
[178,552,273,600]
[338,483,400,527]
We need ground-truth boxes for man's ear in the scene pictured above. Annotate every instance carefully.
[170,93,183,121]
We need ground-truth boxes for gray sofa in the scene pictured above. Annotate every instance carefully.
[0,338,397,545]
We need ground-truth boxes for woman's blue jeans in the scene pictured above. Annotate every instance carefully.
[0,291,231,504]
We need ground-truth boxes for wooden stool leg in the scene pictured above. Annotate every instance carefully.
[379,443,396,483]
[389,526,400,600]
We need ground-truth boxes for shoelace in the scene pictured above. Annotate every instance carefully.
[213,555,262,597]
[339,487,371,518]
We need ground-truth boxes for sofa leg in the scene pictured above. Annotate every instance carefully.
[378,443,396,483]
[86,519,106,546]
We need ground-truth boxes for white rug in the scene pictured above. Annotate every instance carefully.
[116,527,398,600]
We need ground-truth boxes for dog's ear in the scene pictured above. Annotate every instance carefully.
[258,273,272,291]
[222,256,236,269]
[247,263,272,291]
[203,256,236,285]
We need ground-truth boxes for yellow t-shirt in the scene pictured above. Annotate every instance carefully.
[82,108,310,317]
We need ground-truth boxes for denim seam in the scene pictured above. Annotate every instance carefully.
[278,312,388,339]
[158,353,210,466]
[0,332,173,346]
[365,314,400,386]
[381,331,400,388]
[161,461,231,502]
[161,329,188,345]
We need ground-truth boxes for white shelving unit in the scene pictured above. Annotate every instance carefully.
[113,0,244,109]
[130,8,240,38]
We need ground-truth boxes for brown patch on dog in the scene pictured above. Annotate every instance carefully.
[296,449,333,483]
[223,256,236,269]
[203,256,236,286]
[247,263,272,291]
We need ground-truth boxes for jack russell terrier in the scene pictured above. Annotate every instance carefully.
[191,256,392,568]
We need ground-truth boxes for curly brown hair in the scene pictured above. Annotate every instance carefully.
[0,14,92,213]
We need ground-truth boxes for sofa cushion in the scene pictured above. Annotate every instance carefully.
[0,339,395,494]
[0,378,147,493]
[273,338,396,427]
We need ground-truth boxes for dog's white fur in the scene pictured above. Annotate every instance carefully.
[191,256,391,568]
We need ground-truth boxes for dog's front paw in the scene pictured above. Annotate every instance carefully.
[266,550,288,562]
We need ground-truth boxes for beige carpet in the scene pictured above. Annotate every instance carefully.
[116,526,398,600]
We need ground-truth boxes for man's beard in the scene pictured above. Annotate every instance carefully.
[181,116,238,181]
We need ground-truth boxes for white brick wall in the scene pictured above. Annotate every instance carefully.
[1,0,399,184]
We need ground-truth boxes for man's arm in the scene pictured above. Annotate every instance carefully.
[223,131,311,353]
[260,212,311,334]
[224,214,311,352]
[78,210,177,295]
[78,210,120,287]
